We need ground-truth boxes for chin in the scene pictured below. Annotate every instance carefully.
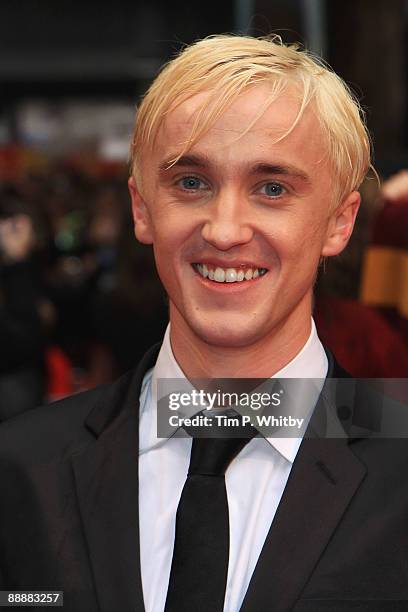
[190,313,269,349]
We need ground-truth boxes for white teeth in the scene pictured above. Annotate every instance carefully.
[225,268,237,283]
[214,267,226,282]
[195,264,267,283]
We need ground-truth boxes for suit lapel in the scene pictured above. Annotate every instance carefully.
[240,436,366,612]
[240,354,366,612]
[71,344,161,612]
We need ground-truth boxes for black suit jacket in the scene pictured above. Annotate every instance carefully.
[0,344,408,612]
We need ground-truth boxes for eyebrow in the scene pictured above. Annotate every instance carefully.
[249,163,311,184]
[159,154,311,184]
[158,154,209,172]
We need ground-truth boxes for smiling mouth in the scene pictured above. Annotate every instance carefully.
[192,263,268,284]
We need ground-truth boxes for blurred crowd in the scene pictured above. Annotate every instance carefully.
[0,163,168,421]
[1,160,408,422]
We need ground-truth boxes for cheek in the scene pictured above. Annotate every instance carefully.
[150,207,202,256]
[152,227,194,262]
[265,223,316,254]
[152,243,178,298]
[269,222,327,276]
[292,214,329,254]
[150,220,195,285]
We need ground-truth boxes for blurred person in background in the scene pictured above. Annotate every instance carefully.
[43,169,93,373]
[43,176,167,387]
[86,195,168,385]
[314,169,408,377]
[361,169,408,347]
[0,186,55,421]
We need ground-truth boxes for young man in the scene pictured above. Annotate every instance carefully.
[1,35,407,612]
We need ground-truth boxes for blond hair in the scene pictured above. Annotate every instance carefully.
[130,34,372,206]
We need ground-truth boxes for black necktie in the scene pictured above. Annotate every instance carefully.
[164,421,257,612]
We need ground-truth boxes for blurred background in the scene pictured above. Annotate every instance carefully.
[1,0,408,420]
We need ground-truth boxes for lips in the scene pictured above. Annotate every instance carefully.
[192,263,268,283]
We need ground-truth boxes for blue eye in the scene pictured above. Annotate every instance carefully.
[179,176,205,190]
[262,183,284,197]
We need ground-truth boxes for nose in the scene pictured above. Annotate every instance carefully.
[201,189,254,251]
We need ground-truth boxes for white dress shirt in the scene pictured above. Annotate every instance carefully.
[138,320,328,612]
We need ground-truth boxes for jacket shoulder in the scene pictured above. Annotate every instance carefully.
[0,372,134,464]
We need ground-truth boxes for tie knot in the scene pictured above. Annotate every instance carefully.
[188,421,257,476]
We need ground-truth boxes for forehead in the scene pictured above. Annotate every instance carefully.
[169,85,301,134]
[151,84,327,170]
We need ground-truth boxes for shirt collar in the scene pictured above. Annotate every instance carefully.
[140,320,328,463]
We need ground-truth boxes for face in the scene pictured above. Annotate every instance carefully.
[130,85,359,350]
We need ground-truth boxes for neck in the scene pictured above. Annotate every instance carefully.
[169,306,312,379]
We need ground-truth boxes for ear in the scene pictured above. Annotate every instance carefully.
[128,176,153,244]
[321,191,361,257]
